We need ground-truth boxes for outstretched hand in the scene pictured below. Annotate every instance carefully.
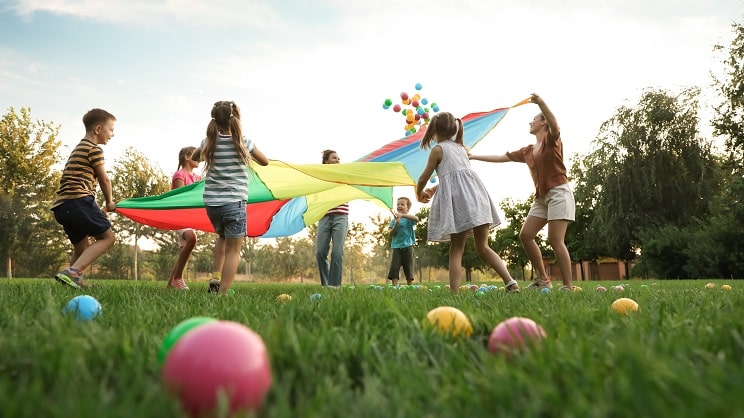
[418,188,434,203]
[530,93,544,105]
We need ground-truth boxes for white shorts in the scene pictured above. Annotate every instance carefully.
[176,228,195,248]
[528,183,575,221]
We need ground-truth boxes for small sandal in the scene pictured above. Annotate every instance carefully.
[505,279,520,293]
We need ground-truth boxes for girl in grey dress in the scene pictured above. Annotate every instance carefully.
[415,112,520,294]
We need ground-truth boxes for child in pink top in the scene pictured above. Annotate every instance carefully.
[167,146,202,290]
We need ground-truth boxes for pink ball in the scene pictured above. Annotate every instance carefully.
[162,321,272,417]
[488,317,546,356]
[596,286,607,292]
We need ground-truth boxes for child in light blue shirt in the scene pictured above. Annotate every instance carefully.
[387,197,419,286]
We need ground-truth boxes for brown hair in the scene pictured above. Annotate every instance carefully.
[419,112,463,150]
[82,108,116,132]
[322,149,337,164]
[177,146,197,170]
[397,196,412,208]
[202,101,249,172]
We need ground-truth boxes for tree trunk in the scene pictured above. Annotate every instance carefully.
[6,255,12,279]
[133,235,139,281]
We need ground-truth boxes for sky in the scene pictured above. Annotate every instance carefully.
[1,0,742,238]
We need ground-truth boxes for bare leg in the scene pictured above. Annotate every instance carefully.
[213,236,226,277]
[520,216,549,281]
[70,229,115,272]
[170,230,196,280]
[548,219,573,288]
[219,237,243,293]
[448,232,467,293]
[69,238,89,266]
[472,224,516,287]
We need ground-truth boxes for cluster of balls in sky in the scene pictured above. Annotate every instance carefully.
[382,83,441,137]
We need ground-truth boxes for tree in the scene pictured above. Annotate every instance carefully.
[412,207,447,282]
[0,107,66,278]
[345,221,370,284]
[290,236,316,283]
[574,88,722,277]
[567,154,603,280]
[367,213,393,280]
[109,147,170,280]
[675,19,744,278]
[712,20,744,169]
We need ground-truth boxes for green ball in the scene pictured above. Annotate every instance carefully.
[158,316,217,364]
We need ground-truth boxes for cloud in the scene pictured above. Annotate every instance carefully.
[7,0,283,28]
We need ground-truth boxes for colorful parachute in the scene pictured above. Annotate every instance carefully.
[116,100,529,237]
[116,161,414,237]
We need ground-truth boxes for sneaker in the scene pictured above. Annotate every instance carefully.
[168,277,189,290]
[55,269,92,288]
[208,278,221,293]
[526,277,553,290]
[559,285,576,292]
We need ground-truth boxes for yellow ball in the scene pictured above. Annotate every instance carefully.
[611,298,640,316]
[425,306,473,338]
[276,293,292,302]
[705,283,716,289]
[722,284,732,291]
[573,286,583,292]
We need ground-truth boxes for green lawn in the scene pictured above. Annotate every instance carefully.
[1,279,741,417]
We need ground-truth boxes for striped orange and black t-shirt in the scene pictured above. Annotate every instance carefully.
[51,139,105,209]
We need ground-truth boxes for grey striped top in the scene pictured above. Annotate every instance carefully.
[200,134,255,206]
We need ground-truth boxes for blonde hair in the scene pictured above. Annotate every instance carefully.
[420,112,464,150]
[397,196,412,208]
[202,101,250,172]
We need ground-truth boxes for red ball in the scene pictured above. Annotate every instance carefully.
[488,317,546,356]
[393,104,401,112]
[400,92,409,100]
[162,321,272,417]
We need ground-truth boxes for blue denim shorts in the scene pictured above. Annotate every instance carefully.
[52,196,112,244]
[206,201,246,239]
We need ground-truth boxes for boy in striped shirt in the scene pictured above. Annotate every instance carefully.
[51,108,117,288]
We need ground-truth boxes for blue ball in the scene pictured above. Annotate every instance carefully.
[62,295,102,321]
[310,293,322,300]
[541,287,551,294]
[415,83,422,90]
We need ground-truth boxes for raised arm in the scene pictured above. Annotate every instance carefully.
[531,93,559,135]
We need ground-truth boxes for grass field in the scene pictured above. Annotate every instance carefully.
[1,278,742,418]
